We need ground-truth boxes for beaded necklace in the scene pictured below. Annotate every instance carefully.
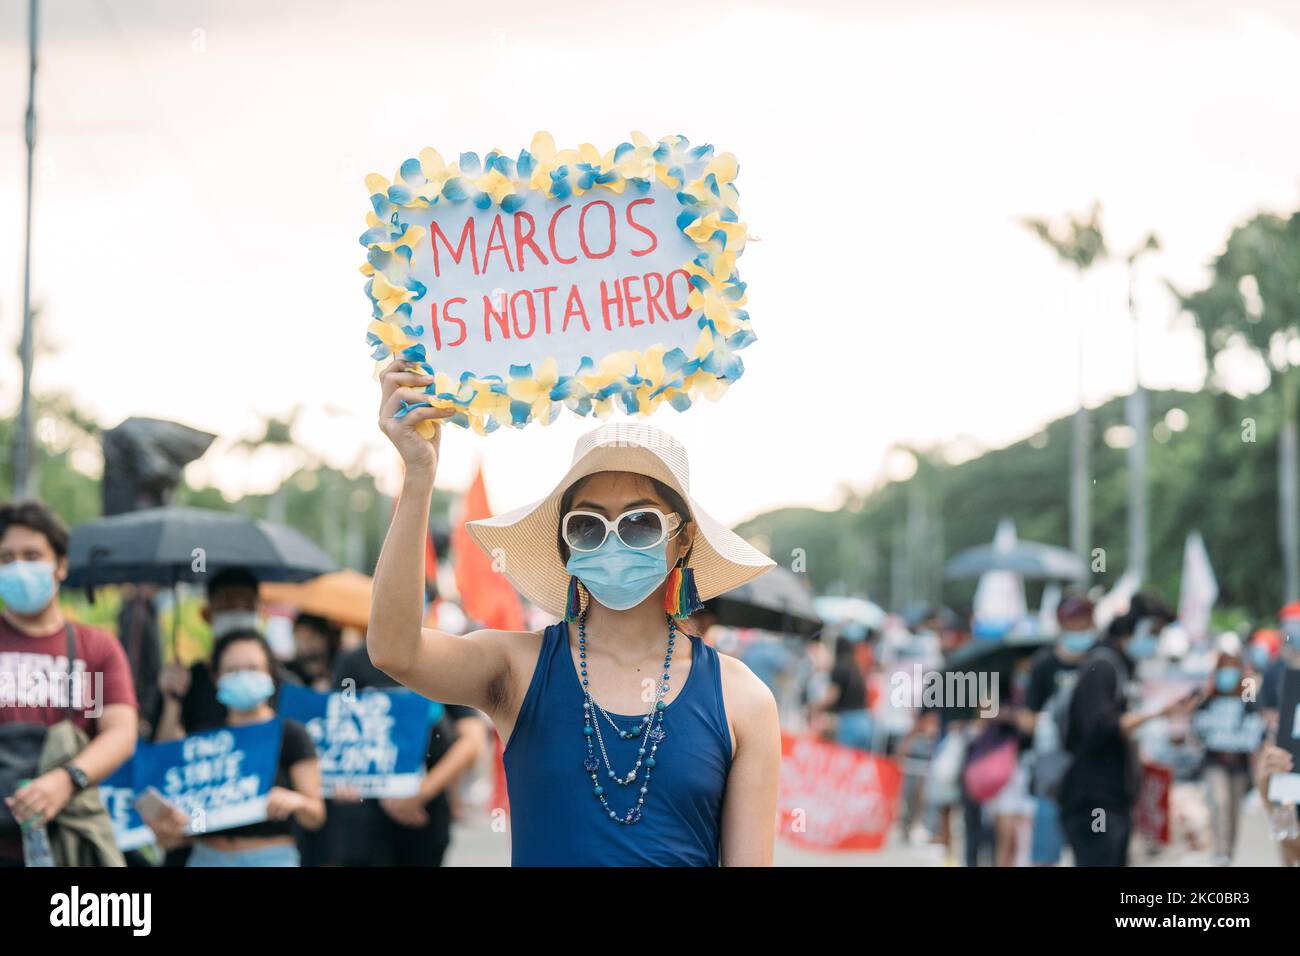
[577,608,675,825]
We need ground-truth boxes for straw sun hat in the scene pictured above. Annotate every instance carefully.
[465,422,775,619]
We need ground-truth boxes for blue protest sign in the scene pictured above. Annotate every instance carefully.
[99,757,153,852]
[1192,697,1267,754]
[278,684,438,798]
[134,718,283,835]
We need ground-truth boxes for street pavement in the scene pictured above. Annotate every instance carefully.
[443,789,1284,867]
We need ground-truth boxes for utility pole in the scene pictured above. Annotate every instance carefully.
[1071,280,1090,578]
[13,0,40,499]
[1125,234,1160,586]
[1020,202,1108,579]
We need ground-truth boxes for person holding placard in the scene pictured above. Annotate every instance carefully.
[368,360,781,866]
[0,501,139,867]
[315,644,486,867]
[1192,642,1262,866]
[148,629,326,866]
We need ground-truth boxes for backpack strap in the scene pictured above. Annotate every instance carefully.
[1089,644,1130,704]
[63,621,79,721]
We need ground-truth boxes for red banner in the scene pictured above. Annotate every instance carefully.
[1133,762,1172,846]
[777,733,902,851]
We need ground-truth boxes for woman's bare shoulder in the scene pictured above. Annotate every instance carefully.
[717,651,779,735]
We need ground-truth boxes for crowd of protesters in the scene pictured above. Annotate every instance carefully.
[0,498,489,867]
[2,494,1298,867]
[730,588,1300,867]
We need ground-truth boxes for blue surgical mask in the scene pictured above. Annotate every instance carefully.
[1128,632,1159,660]
[217,670,276,711]
[1061,630,1097,654]
[566,535,669,612]
[211,610,261,639]
[0,561,57,616]
[1249,645,1270,669]
[1215,667,1241,694]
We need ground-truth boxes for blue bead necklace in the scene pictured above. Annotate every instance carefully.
[577,608,675,825]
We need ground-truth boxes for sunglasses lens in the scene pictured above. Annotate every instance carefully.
[565,514,608,552]
[617,510,665,549]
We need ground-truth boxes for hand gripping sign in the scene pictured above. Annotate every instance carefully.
[361,132,755,435]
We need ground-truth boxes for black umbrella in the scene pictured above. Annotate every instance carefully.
[934,634,1052,719]
[943,634,1052,676]
[67,506,338,656]
[705,566,822,637]
[66,506,337,589]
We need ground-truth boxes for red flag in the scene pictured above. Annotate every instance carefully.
[452,464,526,632]
[491,731,510,818]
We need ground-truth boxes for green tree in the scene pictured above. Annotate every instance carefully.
[1170,210,1300,601]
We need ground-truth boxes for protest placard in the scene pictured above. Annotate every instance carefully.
[1133,762,1172,846]
[132,719,283,835]
[278,684,439,798]
[1191,696,1266,754]
[361,132,754,434]
[776,733,902,851]
[1269,668,1300,804]
[99,758,153,852]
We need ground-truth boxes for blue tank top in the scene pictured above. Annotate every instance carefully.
[504,621,733,866]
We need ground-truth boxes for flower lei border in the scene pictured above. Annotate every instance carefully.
[360,131,754,436]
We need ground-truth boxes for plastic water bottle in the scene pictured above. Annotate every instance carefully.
[1268,802,1300,843]
[17,779,55,867]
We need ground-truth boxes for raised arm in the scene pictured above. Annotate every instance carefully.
[367,360,518,715]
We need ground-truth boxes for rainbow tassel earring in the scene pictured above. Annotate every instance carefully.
[563,575,584,622]
[663,563,705,618]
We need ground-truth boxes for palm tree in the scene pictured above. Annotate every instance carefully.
[1171,210,1300,602]
[1021,201,1109,576]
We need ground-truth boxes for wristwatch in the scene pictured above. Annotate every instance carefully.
[61,763,90,793]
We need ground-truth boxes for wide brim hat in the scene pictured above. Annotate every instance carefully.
[465,421,775,620]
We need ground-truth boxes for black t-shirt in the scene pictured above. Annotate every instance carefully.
[201,717,316,841]
[1060,643,1136,813]
[829,658,867,713]
[1026,646,1078,713]
[1261,658,1288,711]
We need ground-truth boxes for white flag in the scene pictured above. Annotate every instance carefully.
[1178,530,1218,644]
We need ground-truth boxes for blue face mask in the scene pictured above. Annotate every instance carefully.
[1061,629,1096,655]
[1249,645,1270,669]
[1128,632,1159,660]
[0,561,57,616]
[217,670,276,711]
[1215,667,1241,694]
[566,534,669,612]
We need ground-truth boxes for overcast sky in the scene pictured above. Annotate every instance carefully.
[2,0,1299,527]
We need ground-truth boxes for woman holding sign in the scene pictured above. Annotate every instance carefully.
[369,360,781,866]
[148,630,327,866]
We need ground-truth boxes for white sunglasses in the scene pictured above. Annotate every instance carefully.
[562,508,683,553]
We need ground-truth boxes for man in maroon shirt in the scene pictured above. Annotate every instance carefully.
[0,501,138,864]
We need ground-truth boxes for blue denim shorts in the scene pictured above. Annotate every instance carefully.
[187,840,301,867]
[1030,796,1065,865]
[835,709,875,752]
